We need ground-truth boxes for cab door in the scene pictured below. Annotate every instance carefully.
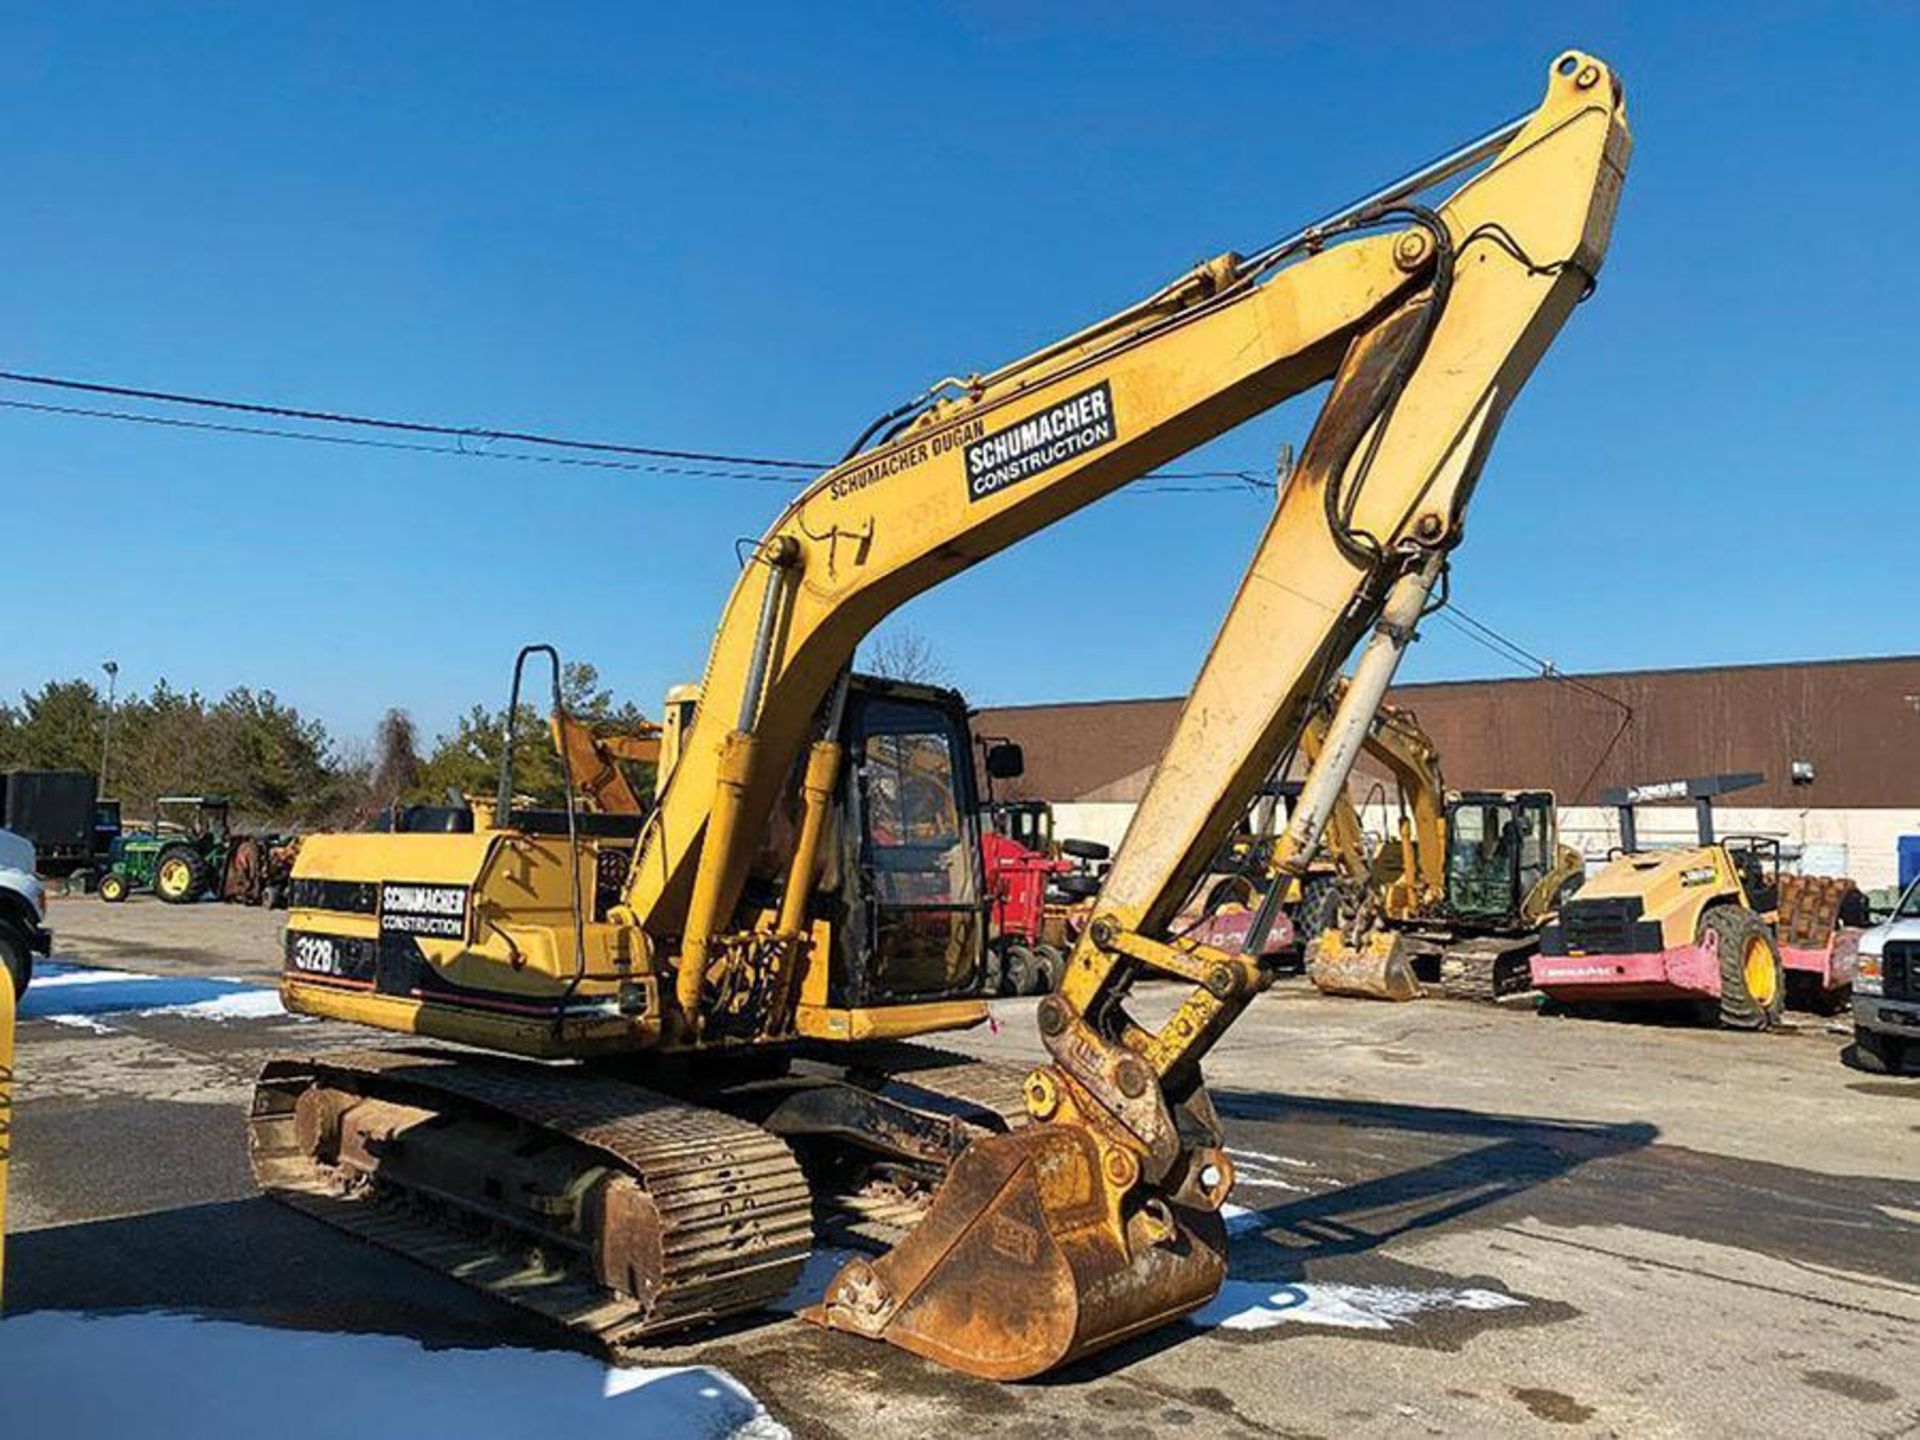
[836,687,986,1006]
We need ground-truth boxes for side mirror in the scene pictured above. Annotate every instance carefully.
[984,742,1025,781]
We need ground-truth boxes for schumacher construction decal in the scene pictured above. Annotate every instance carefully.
[965,381,1116,502]
[378,881,470,939]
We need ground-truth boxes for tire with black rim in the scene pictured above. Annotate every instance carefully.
[1032,943,1063,994]
[0,919,32,998]
[1701,905,1783,1031]
[982,942,1008,996]
[155,846,212,905]
[98,870,130,903]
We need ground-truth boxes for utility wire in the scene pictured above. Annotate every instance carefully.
[0,397,808,485]
[1431,600,1634,804]
[0,367,1273,495]
[0,367,821,471]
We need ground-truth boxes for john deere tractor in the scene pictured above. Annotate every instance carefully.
[98,796,234,905]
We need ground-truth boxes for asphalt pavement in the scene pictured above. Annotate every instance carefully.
[9,895,1918,1437]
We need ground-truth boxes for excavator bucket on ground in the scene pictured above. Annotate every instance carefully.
[809,1102,1229,1380]
[1308,927,1424,1001]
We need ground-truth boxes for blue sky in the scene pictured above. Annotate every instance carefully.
[5,4,1914,746]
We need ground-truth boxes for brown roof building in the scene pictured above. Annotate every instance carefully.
[976,654,1920,810]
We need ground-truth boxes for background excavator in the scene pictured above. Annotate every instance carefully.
[1302,682,1586,1001]
[256,51,1629,1382]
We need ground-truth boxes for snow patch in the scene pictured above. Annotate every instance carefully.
[1207,1201,1526,1333]
[43,1013,115,1034]
[161,987,287,1021]
[0,1311,787,1440]
[29,968,151,989]
[1190,1279,1526,1333]
[1223,1200,1278,1237]
[21,962,296,1030]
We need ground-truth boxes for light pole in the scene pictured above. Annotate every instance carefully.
[99,660,118,794]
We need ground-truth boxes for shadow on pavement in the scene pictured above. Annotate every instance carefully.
[1038,1094,1655,1383]
[7,1198,576,1352]
[1210,1092,1657,1281]
[1211,1088,1920,1288]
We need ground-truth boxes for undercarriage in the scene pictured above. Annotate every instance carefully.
[250,1042,1030,1350]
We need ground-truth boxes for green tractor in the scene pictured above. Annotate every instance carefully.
[98,796,234,905]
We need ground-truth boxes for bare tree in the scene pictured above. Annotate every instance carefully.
[864,627,949,686]
[370,708,423,809]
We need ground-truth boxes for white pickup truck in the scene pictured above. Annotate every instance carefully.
[1851,880,1920,1075]
[0,825,50,996]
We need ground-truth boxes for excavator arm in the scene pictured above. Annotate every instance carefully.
[599,52,1626,1378]
[802,52,1630,1379]
[547,710,662,815]
[1304,681,1450,915]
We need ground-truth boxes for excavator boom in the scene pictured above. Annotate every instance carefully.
[810,51,1629,1377]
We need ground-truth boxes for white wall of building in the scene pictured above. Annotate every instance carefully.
[1055,799,1920,890]
[1052,802,1144,858]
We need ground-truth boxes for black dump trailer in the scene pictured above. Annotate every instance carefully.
[1,769,101,875]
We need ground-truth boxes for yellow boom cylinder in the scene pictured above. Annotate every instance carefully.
[779,740,844,938]
[676,729,760,1023]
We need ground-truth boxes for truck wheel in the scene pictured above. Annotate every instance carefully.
[981,943,1006,996]
[67,867,96,896]
[1845,1030,1907,1075]
[155,847,211,905]
[1032,943,1064,994]
[98,871,130,903]
[1004,944,1039,996]
[1702,906,1783,1031]
[262,882,287,910]
[0,920,32,998]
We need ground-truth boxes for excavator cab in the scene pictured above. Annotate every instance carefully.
[1444,791,1557,923]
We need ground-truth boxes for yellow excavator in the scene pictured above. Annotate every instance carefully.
[255,52,1629,1381]
[1304,684,1586,1001]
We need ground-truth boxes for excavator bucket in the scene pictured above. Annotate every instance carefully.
[806,1121,1227,1380]
[1308,927,1424,1001]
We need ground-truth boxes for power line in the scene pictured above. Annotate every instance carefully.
[1431,600,1634,804]
[0,397,807,485]
[0,367,1274,495]
[0,368,822,471]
